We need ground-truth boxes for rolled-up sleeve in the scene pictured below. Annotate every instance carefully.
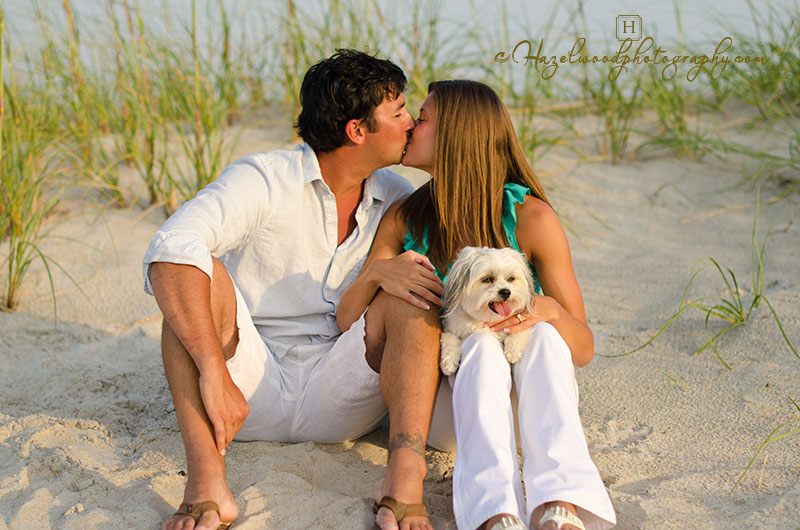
[142,155,274,294]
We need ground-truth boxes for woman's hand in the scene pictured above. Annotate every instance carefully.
[372,250,445,310]
[486,294,561,333]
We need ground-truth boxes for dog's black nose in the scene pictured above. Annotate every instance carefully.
[498,288,511,300]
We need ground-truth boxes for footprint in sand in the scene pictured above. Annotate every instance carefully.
[585,419,652,453]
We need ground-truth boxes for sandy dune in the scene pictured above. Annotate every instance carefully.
[1,112,798,528]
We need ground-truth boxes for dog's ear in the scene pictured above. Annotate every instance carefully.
[442,247,478,317]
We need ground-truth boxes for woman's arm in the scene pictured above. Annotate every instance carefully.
[491,196,594,366]
[336,201,445,332]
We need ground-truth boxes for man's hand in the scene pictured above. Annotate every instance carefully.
[198,361,250,456]
[372,251,444,310]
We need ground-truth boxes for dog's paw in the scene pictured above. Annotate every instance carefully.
[440,333,463,375]
[504,329,531,364]
[440,356,461,376]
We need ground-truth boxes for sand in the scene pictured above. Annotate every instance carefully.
[1,108,798,529]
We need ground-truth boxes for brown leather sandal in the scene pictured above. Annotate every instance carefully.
[173,501,233,530]
[372,495,430,526]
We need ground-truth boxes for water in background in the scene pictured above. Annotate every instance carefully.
[2,0,790,105]
[4,0,773,57]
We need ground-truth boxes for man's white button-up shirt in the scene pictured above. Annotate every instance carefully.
[143,143,414,360]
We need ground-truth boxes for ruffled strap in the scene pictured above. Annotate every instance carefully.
[502,182,543,294]
[502,181,530,252]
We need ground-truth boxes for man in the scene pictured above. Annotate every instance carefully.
[143,50,443,530]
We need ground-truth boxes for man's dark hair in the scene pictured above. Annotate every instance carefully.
[295,49,407,153]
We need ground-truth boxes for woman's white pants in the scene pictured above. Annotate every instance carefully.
[428,322,616,530]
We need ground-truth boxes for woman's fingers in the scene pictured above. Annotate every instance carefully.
[488,311,537,333]
[417,266,444,289]
[406,281,444,309]
[418,278,445,301]
[413,254,437,272]
[404,291,432,310]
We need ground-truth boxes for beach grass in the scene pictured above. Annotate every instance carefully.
[274,0,461,121]
[495,1,584,166]
[108,0,168,208]
[59,0,127,207]
[732,386,800,492]
[582,67,642,164]
[158,0,241,214]
[106,0,171,208]
[6,0,797,192]
[1,12,63,312]
[724,0,800,121]
[633,67,714,161]
[610,194,798,366]
[748,102,800,188]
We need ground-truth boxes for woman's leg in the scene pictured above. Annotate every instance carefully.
[452,332,525,530]
[513,322,616,530]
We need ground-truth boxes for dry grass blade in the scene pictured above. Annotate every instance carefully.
[730,386,800,492]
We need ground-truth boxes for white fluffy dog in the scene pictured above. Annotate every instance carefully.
[440,246,537,376]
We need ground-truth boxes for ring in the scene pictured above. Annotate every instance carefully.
[516,313,524,323]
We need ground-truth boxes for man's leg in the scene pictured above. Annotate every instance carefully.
[161,258,239,530]
[364,290,442,530]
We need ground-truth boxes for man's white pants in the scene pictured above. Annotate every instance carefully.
[430,323,616,530]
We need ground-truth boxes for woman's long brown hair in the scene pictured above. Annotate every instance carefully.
[400,80,550,272]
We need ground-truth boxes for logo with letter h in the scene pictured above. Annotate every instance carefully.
[616,15,642,41]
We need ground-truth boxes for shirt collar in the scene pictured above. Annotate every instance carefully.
[363,170,386,205]
[301,143,324,184]
[301,142,386,205]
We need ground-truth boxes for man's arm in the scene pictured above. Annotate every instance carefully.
[337,201,444,332]
[149,261,249,455]
[143,158,271,453]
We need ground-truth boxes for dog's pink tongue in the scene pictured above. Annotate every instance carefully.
[493,301,512,318]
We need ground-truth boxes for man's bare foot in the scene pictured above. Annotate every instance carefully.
[531,501,583,530]
[374,440,433,530]
[162,473,237,530]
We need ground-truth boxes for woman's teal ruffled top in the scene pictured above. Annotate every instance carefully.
[402,182,543,294]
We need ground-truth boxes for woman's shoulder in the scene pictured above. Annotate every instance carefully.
[383,199,411,240]
[516,194,557,225]
[515,195,565,255]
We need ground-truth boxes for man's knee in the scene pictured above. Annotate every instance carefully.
[374,289,441,327]
[363,290,442,371]
[366,290,441,340]
[158,258,239,363]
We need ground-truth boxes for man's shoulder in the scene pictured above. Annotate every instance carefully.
[227,145,302,176]
[217,145,316,196]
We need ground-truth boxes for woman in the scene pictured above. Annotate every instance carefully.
[337,80,615,530]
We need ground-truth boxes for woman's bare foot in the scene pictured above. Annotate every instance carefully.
[531,501,583,530]
[481,513,526,529]
[162,471,237,530]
